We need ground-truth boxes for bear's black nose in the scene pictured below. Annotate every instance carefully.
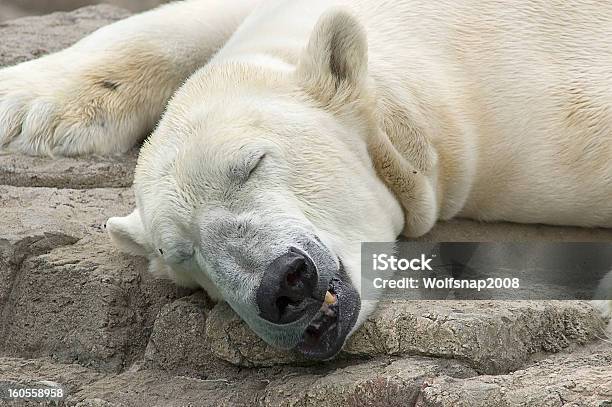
[256,247,318,324]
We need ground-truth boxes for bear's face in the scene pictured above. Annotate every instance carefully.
[107,9,404,359]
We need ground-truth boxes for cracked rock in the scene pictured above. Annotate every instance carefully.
[417,341,612,406]
[0,184,188,374]
[0,186,135,324]
[0,234,190,372]
[66,369,263,407]
[144,292,230,377]
[205,300,606,374]
[258,357,477,407]
[344,300,606,374]
[0,356,106,402]
[205,302,307,367]
[0,185,134,245]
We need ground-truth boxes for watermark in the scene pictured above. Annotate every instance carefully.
[361,242,612,301]
[0,380,66,403]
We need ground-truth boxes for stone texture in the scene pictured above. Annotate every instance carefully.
[0,151,138,189]
[0,5,131,67]
[0,185,135,319]
[0,356,106,404]
[1,347,611,407]
[67,368,263,407]
[144,292,230,377]
[59,356,476,407]
[344,300,606,374]
[0,0,165,18]
[0,185,133,243]
[255,343,612,407]
[257,357,477,407]
[1,233,191,372]
[0,2,26,22]
[418,341,612,407]
[204,300,606,374]
[0,183,189,375]
[206,302,307,368]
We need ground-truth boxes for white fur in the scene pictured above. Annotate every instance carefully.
[1,0,610,337]
[0,0,262,155]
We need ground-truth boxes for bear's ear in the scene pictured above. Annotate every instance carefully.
[106,209,151,256]
[297,9,368,107]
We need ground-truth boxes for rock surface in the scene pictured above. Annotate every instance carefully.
[418,342,612,407]
[0,2,26,21]
[0,151,138,189]
[0,0,165,20]
[0,5,131,67]
[205,300,607,374]
[0,5,611,407]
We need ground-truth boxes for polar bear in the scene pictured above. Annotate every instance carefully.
[0,0,611,358]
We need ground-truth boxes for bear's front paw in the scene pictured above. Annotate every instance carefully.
[0,55,147,157]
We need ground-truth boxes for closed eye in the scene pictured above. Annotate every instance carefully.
[157,246,194,265]
[230,150,267,183]
[165,253,194,265]
[247,153,266,179]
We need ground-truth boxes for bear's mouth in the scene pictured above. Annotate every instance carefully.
[296,260,361,359]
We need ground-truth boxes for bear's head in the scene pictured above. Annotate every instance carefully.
[107,10,412,359]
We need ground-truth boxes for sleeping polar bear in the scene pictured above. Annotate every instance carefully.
[0,0,611,358]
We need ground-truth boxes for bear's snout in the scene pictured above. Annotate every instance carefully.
[256,247,322,325]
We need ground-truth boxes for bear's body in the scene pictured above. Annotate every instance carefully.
[0,0,610,353]
[215,0,612,234]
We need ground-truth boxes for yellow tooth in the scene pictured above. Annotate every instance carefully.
[324,291,335,305]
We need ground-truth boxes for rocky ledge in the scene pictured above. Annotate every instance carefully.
[0,6,610,407]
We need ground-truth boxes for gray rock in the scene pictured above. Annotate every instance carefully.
[0,3,26,22]
[344,300,606,374]
[144,292,230,377]
[0,185,188,373]
[0,151,138,188]
[0,356,105,403]
[0,185,135,320]
[418,341,612,407]
[2,0,164,17]
[1,233,190,372]
[0,185,133,244]
[257,357,477,407]
[205,300,606,374]
[0,0,196,382]
[257,342,612,407]
[67,368,263,407]
[64,354,475,407]
[0,5,131,68]
[74,399,118,407]
[205,302,306,367]
[1,345,609,407]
